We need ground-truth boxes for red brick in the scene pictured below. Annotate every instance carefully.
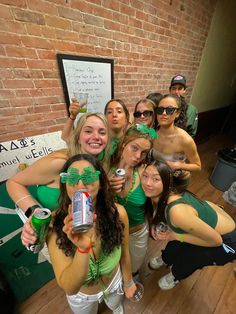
[3,79,34,89]
[113,12,129,25]
[6,46,37,58]
[13,8,45,25]
[0,0,26,8]
[15,90,31,97]
[55,29,79,41]
[0,4,13,19]
[0,32,21,45]
[71,0,93,14]
[0,46,6,56]
[26,24,42,36]
[21,36,53,49]
[52,41,76,52]
[0,20,26,34]
[13,69,43,79]
[83,14,104,27]
[103,0,119,11]
[58,6,83,21]
[34,79,60,88]
[75,44,95,55]
[26,59,54,70]
[92,6,113,20]
[45,15,72,30]
[37,50,56,60]
[104,20,121,32]
[0,57,27,68]
[28,0,58,15]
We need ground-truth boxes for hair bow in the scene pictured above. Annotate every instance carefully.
[133,123,158,139]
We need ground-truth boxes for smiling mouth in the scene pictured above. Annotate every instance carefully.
[89,143,102,148]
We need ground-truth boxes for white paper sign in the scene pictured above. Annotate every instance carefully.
[0,131,66,181]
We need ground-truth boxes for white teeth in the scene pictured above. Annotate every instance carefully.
[89,143,100,147]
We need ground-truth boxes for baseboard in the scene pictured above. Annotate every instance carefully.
[195,105,235,144]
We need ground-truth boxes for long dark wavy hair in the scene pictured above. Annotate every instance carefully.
[53,154,124,257]
[156,94,187,130]
[145,158,175,225]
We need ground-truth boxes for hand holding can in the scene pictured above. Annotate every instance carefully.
[115,168,126,190]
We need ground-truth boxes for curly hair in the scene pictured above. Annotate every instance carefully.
[53,154,124,257]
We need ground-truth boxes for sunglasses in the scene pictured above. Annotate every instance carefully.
[156,107,179,115]
[133,110,153,118]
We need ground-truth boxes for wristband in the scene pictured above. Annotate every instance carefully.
[25,205,41,218]
[69,116,76,121]
[123,279,135,288]
[77,240,93,254]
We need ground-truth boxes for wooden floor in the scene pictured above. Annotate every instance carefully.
[19,133,236,314]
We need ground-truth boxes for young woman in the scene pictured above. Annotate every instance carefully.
[133,98,157,129]
[46,154,136,313]
[108,124,157,274]
[62,99,129,154]
[7,113,109,216]
[153,94,201,188]
[141,158,236,290]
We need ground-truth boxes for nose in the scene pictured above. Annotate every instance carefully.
[112,111,117,117]
[135,150,142,160]
[92,131,100,140]
[75,180,86,191]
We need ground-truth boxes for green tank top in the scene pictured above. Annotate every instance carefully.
[36,185,60,211]
[116,168,147,227]
[165,192,218,234]
[83,246,121,286]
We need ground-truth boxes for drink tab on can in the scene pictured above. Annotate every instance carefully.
[115,168,126,190]
[72,189,93,233]
[28,208,51,254]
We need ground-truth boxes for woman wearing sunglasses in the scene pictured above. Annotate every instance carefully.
[153,94,201,188]
[46,154,136,313]
[133,98,157,129]
[141,158,236,290]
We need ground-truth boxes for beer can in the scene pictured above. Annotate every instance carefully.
[28,208,52,254]
[72,189,93,233]
[115,168,126,190]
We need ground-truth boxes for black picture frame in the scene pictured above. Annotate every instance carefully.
[57,53,114,114]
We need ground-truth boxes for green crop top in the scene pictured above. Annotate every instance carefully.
[165,192,218,234]
[83,246,121,287]
[36,185,60,211]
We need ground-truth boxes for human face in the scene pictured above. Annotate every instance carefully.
[79,116,108,156]
[169,84,186,97]
[66,160,100,203]
[134,102,154,128]
[105,101,127,131]
[156,97,179,127]
[141,165,163,199]
[122,138,151,167]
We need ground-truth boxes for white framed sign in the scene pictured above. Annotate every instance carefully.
[57,54,114,114]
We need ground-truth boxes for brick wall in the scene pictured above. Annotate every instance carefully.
[0,0,216,142]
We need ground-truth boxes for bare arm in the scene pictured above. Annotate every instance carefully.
[117,204,136,299]
[6,151,67,212]
[47,209,94,295]
[169,204,222,247]
[61,100,80,143]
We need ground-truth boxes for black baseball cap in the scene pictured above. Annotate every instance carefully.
[170,75,186,88]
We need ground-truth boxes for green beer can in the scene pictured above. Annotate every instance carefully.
[28,208,52,253]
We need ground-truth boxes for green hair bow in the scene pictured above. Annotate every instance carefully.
[131,123,158,140]
[60,166,100,186]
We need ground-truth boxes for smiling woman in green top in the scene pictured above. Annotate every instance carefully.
[46,154,136,313]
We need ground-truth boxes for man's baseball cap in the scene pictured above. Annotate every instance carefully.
[170,75,186,88]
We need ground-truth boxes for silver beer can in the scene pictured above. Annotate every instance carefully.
[72,189,93,233]
[115,168,126,190]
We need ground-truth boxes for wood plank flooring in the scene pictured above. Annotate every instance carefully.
[19,133,236,314]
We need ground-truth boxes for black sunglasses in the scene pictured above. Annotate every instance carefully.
[156,107,179,115]
[133,110,153,118]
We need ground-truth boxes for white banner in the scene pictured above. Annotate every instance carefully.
[0,131,66,181]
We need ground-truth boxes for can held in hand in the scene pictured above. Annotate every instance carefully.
[72,189,93,233]
[115,168,126,190]
[156,222,168,234]
[28,208,51,254]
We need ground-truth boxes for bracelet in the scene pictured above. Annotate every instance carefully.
[123,279,135,288]
[178,234,185,243]
[77,240,93,254]
[25,204,41,218]
[15,194,32,206]
[69,116,76,121]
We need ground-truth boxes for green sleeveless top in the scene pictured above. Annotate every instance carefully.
[36,185,60,211]
[83,246,121,287]
[165,192,218,234]
[116,168,147,227]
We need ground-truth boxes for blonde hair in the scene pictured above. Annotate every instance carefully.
[68,112,110,161]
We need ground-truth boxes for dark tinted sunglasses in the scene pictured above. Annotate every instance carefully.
[133,110,153,118]
[156,107,179,115]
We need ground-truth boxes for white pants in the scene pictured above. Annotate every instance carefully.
[129,223,149,273]
[66,267,124,314]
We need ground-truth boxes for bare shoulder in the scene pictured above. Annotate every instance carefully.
[115,203,128,222]
[177,128,195,145]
